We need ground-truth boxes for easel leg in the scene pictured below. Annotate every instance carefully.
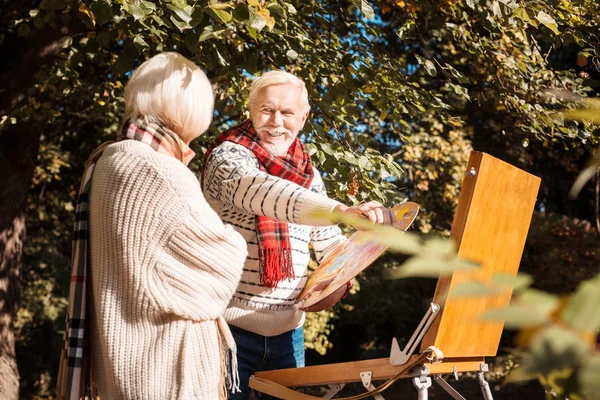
[433,375,466,400]
[477,363,494,400]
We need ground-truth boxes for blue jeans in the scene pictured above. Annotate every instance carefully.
[229,325,305,400]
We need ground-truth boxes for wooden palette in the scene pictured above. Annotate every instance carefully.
[296,202,419,309]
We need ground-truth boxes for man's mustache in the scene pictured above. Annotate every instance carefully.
[256,127,291,137]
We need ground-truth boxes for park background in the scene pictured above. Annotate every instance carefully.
[1,0,599,398]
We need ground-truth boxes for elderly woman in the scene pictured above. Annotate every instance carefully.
[57,52,247,400]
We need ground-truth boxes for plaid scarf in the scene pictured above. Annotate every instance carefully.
[56,119,195,400]
[204,119,313,288]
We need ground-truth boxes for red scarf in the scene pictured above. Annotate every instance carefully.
[204,119,313,287]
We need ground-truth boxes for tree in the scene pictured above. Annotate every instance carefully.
[1,0,598,397]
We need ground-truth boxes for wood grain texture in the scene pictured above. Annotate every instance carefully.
[253,356,485,387]
[421,151,541,357]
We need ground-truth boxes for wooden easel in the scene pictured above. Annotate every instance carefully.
[249,151,541,399]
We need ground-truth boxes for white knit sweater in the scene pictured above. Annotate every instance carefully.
[88,140,247,400]
[203,142,345,336]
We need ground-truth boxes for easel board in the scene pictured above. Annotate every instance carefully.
[420,151,541,357]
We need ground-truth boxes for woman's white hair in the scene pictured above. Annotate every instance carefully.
[249,70,310,112]
[123,52,214,143]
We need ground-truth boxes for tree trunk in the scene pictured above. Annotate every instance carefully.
[0,10,86,395]
[0,120,40,399]
[0,218,24,400]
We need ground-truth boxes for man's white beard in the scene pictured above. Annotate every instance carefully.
[262,140,291,157]
[257,128,292,157]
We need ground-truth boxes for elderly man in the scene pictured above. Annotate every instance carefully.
[202,70,395,399]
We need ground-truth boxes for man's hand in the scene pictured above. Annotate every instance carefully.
[299,283,348,312]
[334,200,396,226]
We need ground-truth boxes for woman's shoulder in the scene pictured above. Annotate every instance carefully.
[101,140,200,193]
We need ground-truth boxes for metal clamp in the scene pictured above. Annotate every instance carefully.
[359,371,385,400]
[477,363,494,400]
[412,367,432,400]
[323,383,345,399]
[389,303,440,365]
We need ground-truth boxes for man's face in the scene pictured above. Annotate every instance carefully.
[249,83,308,157]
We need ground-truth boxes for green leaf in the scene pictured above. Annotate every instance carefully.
[208,6,233,23]
[481,289,560,328]
[448,83,470,100]
[199,26,217,42]
[354,0,375,19]
[128,3,146,20]
[559,276,600,331]
[133,36,149,53]
[59,36,72,49]
[387,255,477,279]
[444,64,469,83]
[492,1,512,18]
[535,11,559,35]
[358,156,369,169]
[249,11,266,32]
[415,55,437,77]
[492,273,533,292]
[89,0,113,25]
[267,4,286,21]
[512,7,532,24]
[569,148,600,198]
[465,0,479,9]
[167,4,192,23]
[449,281,500,298]
[285,3,297,14]
[563,109,600,125]
[527,326,591,376]
[246,25,259,40]
[140,1,156,11]
[232,3,250,22]
[286,49,298,60]
[579,354,600,395]
[209,2,233,10]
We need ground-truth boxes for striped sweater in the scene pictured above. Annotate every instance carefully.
[203,142,345,336]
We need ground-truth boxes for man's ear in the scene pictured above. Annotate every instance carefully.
[300,110,309,128]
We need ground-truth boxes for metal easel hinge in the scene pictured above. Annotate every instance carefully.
[389,303,440,366]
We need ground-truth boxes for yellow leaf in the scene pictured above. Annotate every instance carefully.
[256,8,275,29]
[562,109,600,124]
[364,85,376,93]
[78,1,96,27]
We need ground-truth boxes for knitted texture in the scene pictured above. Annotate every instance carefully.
[88,140,247,399]
[203,142,345,336]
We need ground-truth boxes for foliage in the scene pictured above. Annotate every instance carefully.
[1,0,600,397]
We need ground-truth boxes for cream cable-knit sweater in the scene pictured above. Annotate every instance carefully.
[88,140,247,400]
[203,142,345,336]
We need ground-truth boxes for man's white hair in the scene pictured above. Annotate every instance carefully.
[249,70,310,112]
[123,52,214,143]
